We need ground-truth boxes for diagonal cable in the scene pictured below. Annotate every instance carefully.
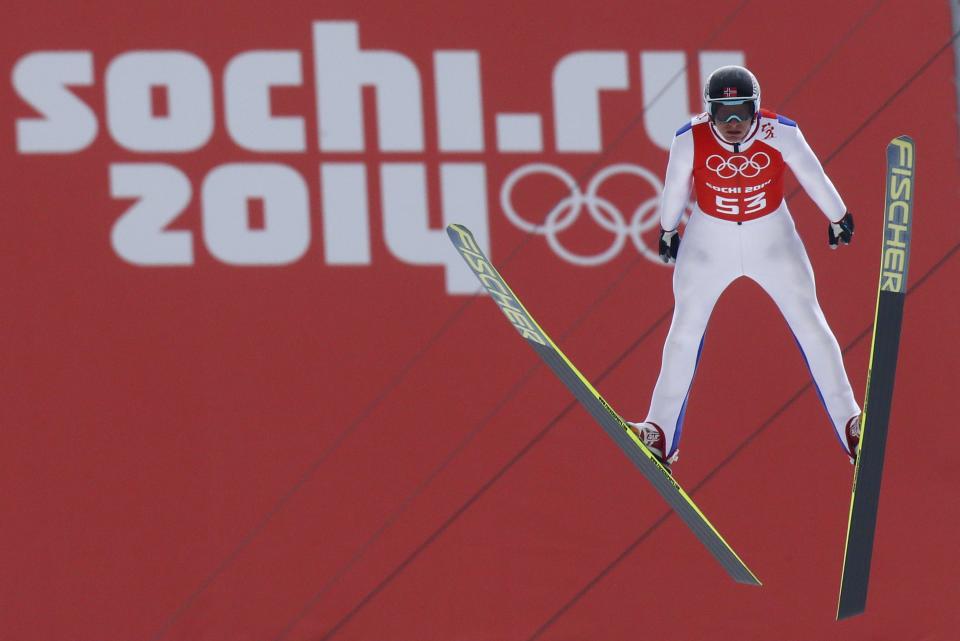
[525,238,960,641]
[271,3,792,637]
[147,4,754,640]
[778,0,886,108]
[271,280,673,641]
[312,311,674,641]
[279,1,898,636]
[306,19,957,641]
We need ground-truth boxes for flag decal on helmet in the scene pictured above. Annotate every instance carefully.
[704,65,762,121]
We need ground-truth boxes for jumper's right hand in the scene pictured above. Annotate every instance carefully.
[659,228,681,264]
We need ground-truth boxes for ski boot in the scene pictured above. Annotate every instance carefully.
[627,421,678,471]
[845,414,861,464]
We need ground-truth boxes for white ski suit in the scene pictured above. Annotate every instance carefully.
[646,109,860,457]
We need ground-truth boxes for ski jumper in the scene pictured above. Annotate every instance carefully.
[647,109,860,457]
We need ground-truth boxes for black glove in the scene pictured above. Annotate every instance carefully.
[828,212,854,249]
[659,228,681,264]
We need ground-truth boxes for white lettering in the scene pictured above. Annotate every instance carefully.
[715,195,739,216]
[321,163,370,264]
[381,163,489,294]
[14,51,98,153]
[496,114,543,152]
[434,51,484,152]
[745,179,771,193]
[706,181,741,194]
[106,51,214,152]
[201,163,310,265]
[553,52,628,152]
[744,191,767,214]
[12,28,751,294]
[110,163,193,265]
[313,21,423,152]
[224,51,306,152]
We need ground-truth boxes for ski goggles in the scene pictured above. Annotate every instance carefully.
[712,102,755,123]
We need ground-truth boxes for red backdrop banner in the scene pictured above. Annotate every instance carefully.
[3,1,958,639]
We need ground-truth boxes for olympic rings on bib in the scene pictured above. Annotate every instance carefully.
[499,163,683,266]
[705,152,771,179]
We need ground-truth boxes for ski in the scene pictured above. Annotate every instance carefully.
[836,136,915,619]
[447,223,760,586]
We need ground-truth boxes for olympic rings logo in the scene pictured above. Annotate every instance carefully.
[705,152,771,178]
[499,163,686,266]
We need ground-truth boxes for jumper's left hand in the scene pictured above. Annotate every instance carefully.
[828,212,854,249]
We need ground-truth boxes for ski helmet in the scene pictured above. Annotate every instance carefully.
[703,65,761,121]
